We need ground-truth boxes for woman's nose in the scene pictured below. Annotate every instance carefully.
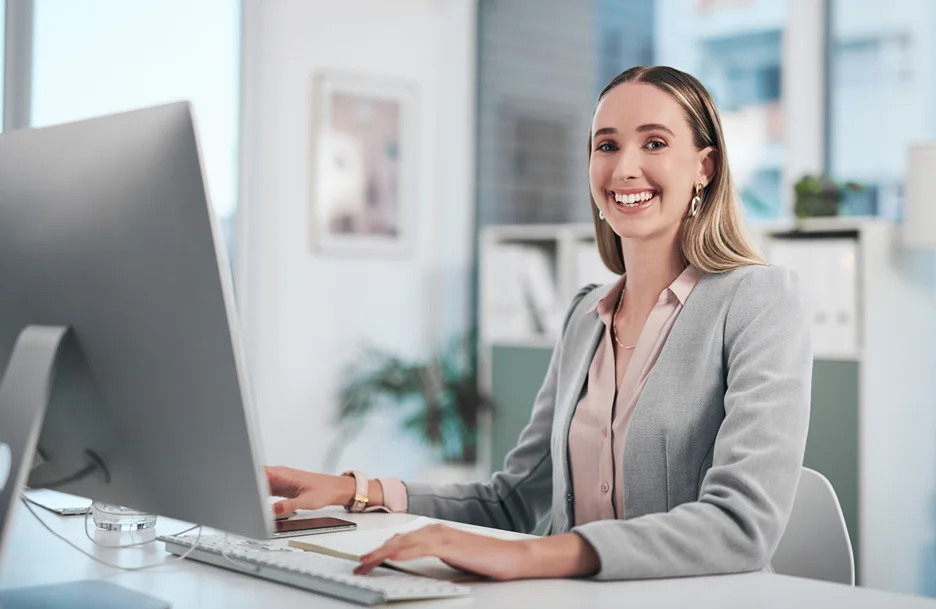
[612,144,642,181]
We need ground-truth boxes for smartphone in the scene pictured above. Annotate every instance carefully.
[272,516,357,539]
[22,488,92,516]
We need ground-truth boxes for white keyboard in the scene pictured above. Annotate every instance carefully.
[158,533,470,606]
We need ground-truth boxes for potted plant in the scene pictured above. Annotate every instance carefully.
[322,332,494,479]
[794,173,863,219]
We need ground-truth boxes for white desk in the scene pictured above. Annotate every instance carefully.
[2,502,935,609]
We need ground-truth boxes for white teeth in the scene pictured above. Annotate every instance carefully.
[613,191,655,207]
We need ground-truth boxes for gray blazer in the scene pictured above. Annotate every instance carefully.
[404,264,812,580]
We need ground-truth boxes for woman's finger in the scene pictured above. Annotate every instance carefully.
[354,550,396,574]
[354,526,459,575]
[265,469,300,497]
[272,498,298,515]
[360,534,410,564]
[355,535,423,575]
[355,542,434,575]
[377,542,433,563]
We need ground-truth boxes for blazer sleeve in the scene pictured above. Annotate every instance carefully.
[403,284,598,534]
[573,265,812,579]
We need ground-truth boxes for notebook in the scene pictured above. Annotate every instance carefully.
[287,517,533,581]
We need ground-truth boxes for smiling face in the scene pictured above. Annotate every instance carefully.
[589,82,715,243]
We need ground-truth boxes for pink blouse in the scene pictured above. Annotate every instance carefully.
[376,265,702,521]
[567,265,702,524]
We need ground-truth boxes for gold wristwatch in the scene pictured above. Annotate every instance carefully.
[341,470,368,512]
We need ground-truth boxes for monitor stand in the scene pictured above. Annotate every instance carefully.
[0,325,170,609]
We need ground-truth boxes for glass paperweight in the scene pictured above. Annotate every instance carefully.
[91,502,157,532]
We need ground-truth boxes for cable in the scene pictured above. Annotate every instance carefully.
[21,498,203,572]
[30,462,98,489]
[29,450,111,490]
[220,531,261,573]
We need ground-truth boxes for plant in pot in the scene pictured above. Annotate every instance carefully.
[322,332,494,481]
[794,173,863,219]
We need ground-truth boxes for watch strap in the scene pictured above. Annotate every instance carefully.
[341,470,368,512]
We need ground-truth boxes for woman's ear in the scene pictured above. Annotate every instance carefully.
[697,146,718,186]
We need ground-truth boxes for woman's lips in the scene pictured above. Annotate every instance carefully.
[608,191,658,214]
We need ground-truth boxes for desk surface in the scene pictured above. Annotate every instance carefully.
[2,503,936,609]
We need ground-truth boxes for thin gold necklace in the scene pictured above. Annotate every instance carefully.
[612,285,637,350]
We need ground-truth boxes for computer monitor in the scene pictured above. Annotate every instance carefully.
[0,102,273,560]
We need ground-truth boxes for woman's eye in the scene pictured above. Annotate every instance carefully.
[596,141,618,152]
[645,139,666,151]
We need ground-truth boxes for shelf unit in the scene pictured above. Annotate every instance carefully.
[478,223,617,346]
[476,223,617,481]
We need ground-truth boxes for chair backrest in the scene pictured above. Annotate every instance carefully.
[772,467,855,585]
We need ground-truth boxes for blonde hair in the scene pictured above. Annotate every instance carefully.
[589,66,764,274]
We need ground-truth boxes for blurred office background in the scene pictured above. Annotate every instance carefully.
[5,0,936,599]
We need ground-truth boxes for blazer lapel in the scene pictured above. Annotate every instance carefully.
[556,310,604,459]
[628,271,713,414]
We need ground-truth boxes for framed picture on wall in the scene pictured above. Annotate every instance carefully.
[309,70,418,255]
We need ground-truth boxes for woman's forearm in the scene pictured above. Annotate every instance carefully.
[517,533,601,579]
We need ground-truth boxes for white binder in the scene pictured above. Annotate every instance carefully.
[766,238,859,359]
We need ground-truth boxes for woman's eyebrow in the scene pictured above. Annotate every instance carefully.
[593,124,676,138]
[637,123,675,137]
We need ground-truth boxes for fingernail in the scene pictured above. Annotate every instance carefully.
[273,504,283,514]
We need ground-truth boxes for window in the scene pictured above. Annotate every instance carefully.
[655,0,787,219]
[31,0,241,249]
[1,0,6,132]
[828,0,935,219]
[475,0,789,226]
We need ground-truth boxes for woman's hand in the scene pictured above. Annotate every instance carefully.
[353,525,601,581]
[265,466,353,515]
[354,524,531,580]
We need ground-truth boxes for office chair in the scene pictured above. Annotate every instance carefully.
[772,467,855,585]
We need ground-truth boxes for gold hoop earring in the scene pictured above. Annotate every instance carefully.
[690,183,703,217]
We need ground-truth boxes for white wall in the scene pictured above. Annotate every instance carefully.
[238,0,477,478]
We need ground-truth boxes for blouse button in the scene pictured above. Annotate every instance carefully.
[601,482,610,493]
[601,426,608,438]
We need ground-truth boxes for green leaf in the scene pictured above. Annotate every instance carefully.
[327,330,495,464]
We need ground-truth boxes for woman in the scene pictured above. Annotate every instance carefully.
[266,65,812,581]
